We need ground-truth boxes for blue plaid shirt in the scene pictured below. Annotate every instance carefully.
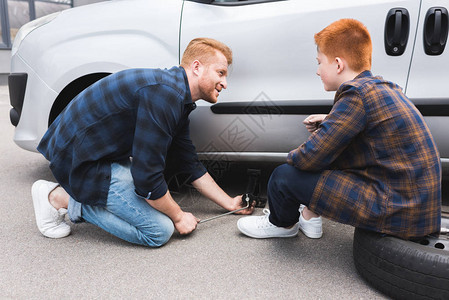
[38,67,206,206]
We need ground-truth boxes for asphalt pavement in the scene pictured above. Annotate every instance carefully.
[0,85,386,299]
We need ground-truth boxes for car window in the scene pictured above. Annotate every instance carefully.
[7,0,31,45]
[188,0,285,5]
[0,4,7,48]
[1,0,71,48]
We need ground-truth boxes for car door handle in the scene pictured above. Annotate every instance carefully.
[385,8,410,56]
[424,7,449,55]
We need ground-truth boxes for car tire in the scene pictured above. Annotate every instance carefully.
[353,226,449,300]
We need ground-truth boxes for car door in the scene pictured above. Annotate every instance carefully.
[181,0,421,161]
[406,0,449,160]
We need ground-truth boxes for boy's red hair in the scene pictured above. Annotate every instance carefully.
[314,19,372,72]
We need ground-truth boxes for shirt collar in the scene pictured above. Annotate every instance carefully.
[355,70,373,79]
[334,70,373,103]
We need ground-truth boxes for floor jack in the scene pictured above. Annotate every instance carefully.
[199,169,267,224]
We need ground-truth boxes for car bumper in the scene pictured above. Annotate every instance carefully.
[10,54,58,152]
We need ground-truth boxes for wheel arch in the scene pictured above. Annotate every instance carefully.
[48,72,111,126]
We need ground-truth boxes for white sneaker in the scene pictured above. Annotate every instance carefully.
[32,180,71,238]
[298,206,322,239]
[237,209,299,239]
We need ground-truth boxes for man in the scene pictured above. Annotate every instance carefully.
[237,19,441,240]
[33,37,254,247]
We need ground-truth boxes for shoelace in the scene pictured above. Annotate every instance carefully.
[256,208,275,229]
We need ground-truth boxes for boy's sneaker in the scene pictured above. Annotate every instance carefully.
[298,207,323,239]
[32,180,71,239]
[237,209,299,239]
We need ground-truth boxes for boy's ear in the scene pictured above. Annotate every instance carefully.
[335,57,345,74]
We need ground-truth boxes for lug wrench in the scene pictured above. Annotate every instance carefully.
[198,169,267,224]
[199,194,252,224]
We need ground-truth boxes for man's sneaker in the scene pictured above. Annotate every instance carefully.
[298,207,323,239]
[32,180,71,238]
[237,209,299,239]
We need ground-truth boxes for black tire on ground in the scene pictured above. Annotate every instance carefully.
[353,227,449,300]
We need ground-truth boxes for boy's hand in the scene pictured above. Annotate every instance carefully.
[303,114,327,132]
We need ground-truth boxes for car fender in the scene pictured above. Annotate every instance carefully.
[16,0,182,92]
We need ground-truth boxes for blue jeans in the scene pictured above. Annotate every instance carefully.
[68,161,174,247]
[267,164,321,227]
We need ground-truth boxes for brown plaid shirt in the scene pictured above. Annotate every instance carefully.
[287,71,441,239]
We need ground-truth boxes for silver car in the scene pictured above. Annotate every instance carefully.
[8,0,449,169]
[8,0,449,297]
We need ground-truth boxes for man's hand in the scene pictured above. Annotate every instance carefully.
[229,195,255,215]
[146,191,198,235]
[303,114,327,133]
[173,211,199,235]
[191,173,255,215]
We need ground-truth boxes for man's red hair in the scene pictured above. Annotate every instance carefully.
[181,37,233,68]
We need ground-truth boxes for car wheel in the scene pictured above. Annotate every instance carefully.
[353,221,449,300]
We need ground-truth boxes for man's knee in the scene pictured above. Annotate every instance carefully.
[157,220,175,246]
[143,218,175,247]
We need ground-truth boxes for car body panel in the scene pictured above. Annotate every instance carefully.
[405,0,449,159]
[8,0,449,169]
[182,0,420,102]
[11,55,58,151]
[11,0,182,151]
[181,0,424,155]
[407,0,449,99]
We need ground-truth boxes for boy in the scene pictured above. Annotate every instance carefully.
[237,19,441,240]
